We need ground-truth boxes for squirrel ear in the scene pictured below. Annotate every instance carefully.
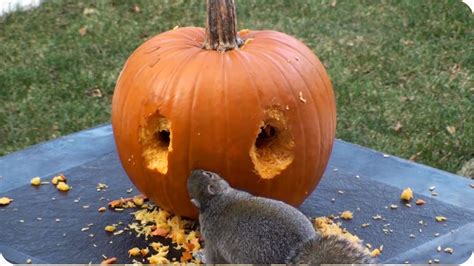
[207,184,218,195]
[190,199,201,209]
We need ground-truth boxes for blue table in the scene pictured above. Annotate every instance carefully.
[0,124,473,264]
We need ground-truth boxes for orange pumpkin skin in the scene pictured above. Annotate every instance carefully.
[112,27,336,218]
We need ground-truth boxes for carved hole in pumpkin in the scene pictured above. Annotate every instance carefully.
[155,130,171,147]
[139,111,172,174]
[250,107,295,179]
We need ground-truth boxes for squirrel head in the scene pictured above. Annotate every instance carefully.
[187,169,230,211]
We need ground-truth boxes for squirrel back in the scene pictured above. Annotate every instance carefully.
[187,169,374,264]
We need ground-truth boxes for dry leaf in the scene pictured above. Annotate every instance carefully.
[446,126,456,135]
[91,89,103,98]
[393,121,403,132]
[132,5,140,13]
[409,152,421,161]
[400,95,415,102]
[450,64,461,74]
[401,39,414,46]
[330,0,337,7]
[83,8,98,15]
[79,27,88,36]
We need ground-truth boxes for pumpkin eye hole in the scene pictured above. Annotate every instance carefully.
[255,125,278,149]
[139,111,172,174]
[250,107,295,179]
[155,130,171,147]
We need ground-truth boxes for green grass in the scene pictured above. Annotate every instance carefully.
[0,0,472,173]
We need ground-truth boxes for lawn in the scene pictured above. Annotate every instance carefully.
[0,0,472,174]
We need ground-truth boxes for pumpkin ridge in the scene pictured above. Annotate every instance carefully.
[149,48,202,213]
[261,35,337,123]
[246,46,315,197]
[221,55,231,180]
[250,32,337,125]
[251,45,325,190]
[237,50,299,185]
[165,49,208,213]
[185,51,209,182]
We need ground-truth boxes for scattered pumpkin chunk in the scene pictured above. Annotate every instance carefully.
[181,251,193,262]
[133,195,144,206]
[56,182,70,192]
[340,211,353,220]
[313,217,361,243]
[51,174,66,185]
[400,187,413,201]
[105,225,116,232]
[148,254,170,264]
[100,257,117,265]
[30,177,41,186]
[128,247,141,257]
[140,247,149,256]
[415,199,426,205]
[0,197,13,206]
[370,248,381,257]
[151,227,169,237]
[435,216,447,222]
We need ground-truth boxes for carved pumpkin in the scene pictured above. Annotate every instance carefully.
[112,0,336,218]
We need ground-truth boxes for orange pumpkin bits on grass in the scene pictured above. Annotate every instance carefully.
[111,0,336,218]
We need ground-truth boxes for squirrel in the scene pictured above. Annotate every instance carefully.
[187,169,375,264]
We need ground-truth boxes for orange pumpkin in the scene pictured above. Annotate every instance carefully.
[112,0,336,218]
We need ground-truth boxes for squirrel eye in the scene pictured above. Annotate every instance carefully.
[203,171,213,178]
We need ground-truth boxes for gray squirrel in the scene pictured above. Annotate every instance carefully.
[187,169,375,264]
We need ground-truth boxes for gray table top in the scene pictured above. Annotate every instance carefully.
[0,124,473,264]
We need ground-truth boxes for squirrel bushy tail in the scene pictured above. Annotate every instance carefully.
[286,234,374,264]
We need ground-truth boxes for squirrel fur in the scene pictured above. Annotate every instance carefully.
[187,169,374,264]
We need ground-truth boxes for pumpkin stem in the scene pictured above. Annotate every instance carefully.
[203,0,243,52]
